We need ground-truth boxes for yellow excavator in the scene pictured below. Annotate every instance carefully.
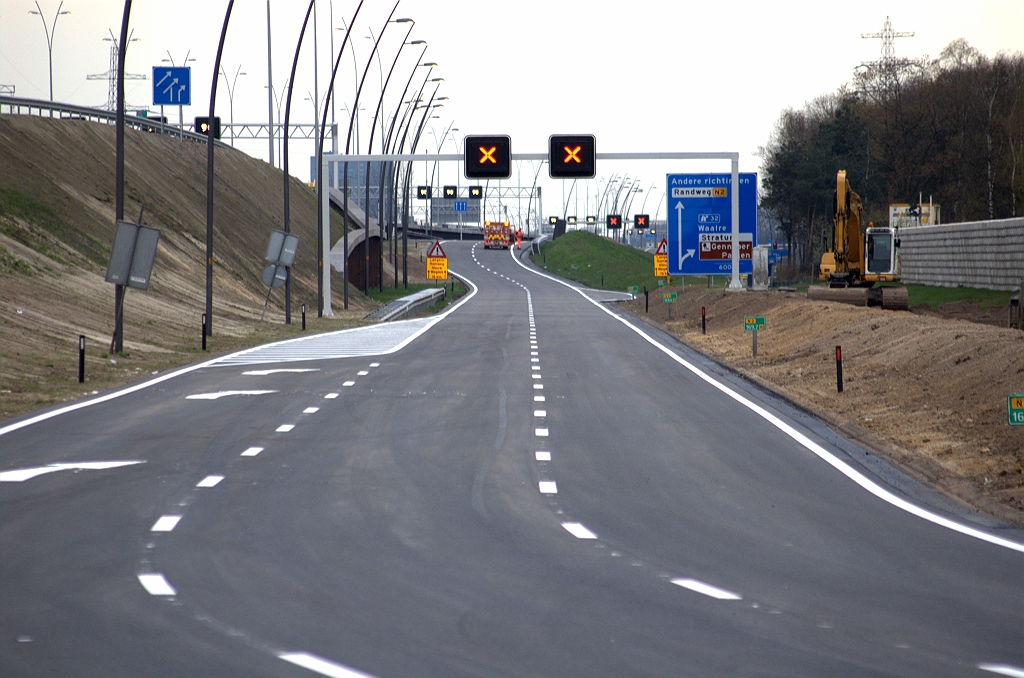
[807,170,908,310]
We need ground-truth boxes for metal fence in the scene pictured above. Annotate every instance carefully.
[900,217,1024,290]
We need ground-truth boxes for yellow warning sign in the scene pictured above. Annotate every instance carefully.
[654,253,668,277]
[426,256,448,280]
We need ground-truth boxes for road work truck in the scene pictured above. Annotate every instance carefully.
[484,221,512,249]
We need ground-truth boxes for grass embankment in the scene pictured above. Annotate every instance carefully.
[904,283,1015,310]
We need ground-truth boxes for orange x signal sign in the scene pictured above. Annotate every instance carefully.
[563,145,582,164]
[479,146,497,164]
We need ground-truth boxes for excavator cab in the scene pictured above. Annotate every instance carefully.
[864,225,900,282]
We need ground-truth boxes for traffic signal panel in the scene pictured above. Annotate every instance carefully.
[464,135,511,179]
[549,134,596,179]
[607,214,622,229]
[443,185,457,199]
[417,186,432,200]
[634,214,649,229]
[468,186,483,199]
[195,116,221,139]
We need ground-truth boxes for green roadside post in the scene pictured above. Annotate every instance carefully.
[744,316,766,358]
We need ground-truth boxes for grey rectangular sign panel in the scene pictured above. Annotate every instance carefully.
[279,234,299,268]
[127,226,161,290]
[265,230,286,263]
[105,221,139,285]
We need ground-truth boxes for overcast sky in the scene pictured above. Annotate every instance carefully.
[2,0,1022,221]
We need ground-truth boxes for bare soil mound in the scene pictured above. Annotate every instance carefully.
[622,286,1024,527]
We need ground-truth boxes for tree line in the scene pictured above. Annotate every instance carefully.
[758,39,1024,272]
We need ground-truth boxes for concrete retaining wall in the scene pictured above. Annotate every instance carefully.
[899,218,1024,290]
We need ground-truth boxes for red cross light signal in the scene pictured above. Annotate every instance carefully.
[634,214,649,228]
[607,214,622,229]
[549,134,596,179]
[464,135,511,179]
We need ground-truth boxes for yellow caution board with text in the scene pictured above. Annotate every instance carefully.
[654,237,668,277]
[426,240,448,281]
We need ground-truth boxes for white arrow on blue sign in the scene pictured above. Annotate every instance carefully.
[152,66,191,106]
[453,200,468,213]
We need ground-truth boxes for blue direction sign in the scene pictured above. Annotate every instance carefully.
[453,200,468,213]
[666,173,757,275]
[152,66,191,106]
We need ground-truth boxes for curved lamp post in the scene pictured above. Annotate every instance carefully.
[29,1,69,102]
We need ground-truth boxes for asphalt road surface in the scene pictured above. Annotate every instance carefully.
[2,240,1022,677]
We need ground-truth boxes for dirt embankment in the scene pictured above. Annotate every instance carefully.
[0,115,428,420]
[622,286,1024,527]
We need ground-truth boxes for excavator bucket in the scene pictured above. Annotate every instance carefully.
[880,286,909,310]
[807,286,870,306]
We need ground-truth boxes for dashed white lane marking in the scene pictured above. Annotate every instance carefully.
[276,424,295,433]
[325,393,339,399]
[196,475,224,488]
[138,573,177,596]
[531,366,541,371]
[671,578,743,600]
[241,447,264,457]
[278,652,377,678]
[357,371,369,376]
[535,428,549,437]
[509,247,1024,553]
[303,407,320,414]
[531,374,542,379]
[186,390,277,400]
[979,664,1024,677]
[539,481,558,494]
[242,369,320,376]
[343,381,356,387]
[534,410,547,417]
[535,451,551,461]
[0,461,144,483]
[533,384,544,390]
[151,515,182,532]
[534,395,545,402]
[369,363,380,367]
[562,522,597,539]
[531,351,539,355]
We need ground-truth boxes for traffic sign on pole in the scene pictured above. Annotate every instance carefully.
[152,66,191,106]
[426,241,448,281]
[666,173,757,276]
[453,200,468,213]
[1009,394,1024,425]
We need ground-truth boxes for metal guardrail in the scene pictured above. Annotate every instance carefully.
[0,95,218,145]
[364,288,445,322]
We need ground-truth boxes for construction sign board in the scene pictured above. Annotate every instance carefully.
[426,241,448,281]
[654,238,668,277]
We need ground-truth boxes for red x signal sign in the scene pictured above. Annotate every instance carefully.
[464,135,511,179]
[549,134,596,179]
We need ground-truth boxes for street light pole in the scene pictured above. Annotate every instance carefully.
[29,1,69,102]
[220,65,246,147]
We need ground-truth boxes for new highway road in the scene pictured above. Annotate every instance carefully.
[2,241,1022,677]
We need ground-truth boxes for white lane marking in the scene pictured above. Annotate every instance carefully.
[531,374,542,379]
[535,428,549,436]
[303,407,320,414]
[186,390,276,400]
[534,395,545,402]
[532,366,541,371]
[562,522,597,539]
[369,363,380,367]
[241,447,264,457]
[196,475,224,488]
[278,652,377,678]
[137,573,177,596]
[535,451,551,461]
[979,664,1024,677]
[242,369,320,375]
[343,381,356,387]
[531,351,539,356]
[0,461,144,483]
[531,358,540,363]
[151,515,182,532]
[357,371,369,376]
[509,247,1024,554]
[325,393,339,399]
[539,481,558,494]
[671,578,743,600]
[534,410,547,417]
[533,384,544,390]
[276,424,295,433]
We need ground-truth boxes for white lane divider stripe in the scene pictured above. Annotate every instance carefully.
[0,461,144,483]
[241,447,264,457]
[539,481,558,494]
[151,515,182,532]
[357,371,369,376]
[509,245,1024,554]
[242,369,320,375]
[196,475,224,488]
[325,393,339,399]
[535,451,551,461]
[534,395,545,402]
[303,407,320,414]
[275,425,295,433]
[137,573,177,596]
[369,363,380,367]
[534,410,547,417]
[535,428,549,437]
[562,522,597,539]
[671,578,743,600]
[278,652,377,678]
[531,374,542,379]
[186,390,277,400]
[533,384,544,390]
[979,664,1024,677]
[343,381,356,387]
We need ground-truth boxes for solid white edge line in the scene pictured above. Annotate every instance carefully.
[509,246,1024,553]
[671,578,743,600]
[151,515,182,532]
[137,573,177,596]
[277,652,377,678]
[979,664,1024,678]
[0,266,478,440]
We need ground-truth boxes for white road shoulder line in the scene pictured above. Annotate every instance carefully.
[186,390,276,400]
[196,475,224,488]
[137,573,177,596]
[562,522,597,539]
[979,664,1024,677]
[671,578,742,600]
[242,368,320,375]
[0,460,144,483]
[151,515,182,532]
[278,652,377,678]
[508,247,1024,553]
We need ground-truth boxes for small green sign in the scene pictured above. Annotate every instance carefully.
[628,285,639,293]
[663,293,677,303]
[657,279,666,287]
[1009,394,1024,425]
[570,263,578,270]
[744,316,766,331]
